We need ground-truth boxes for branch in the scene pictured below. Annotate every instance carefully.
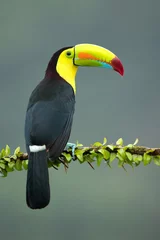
[0,138,160,177]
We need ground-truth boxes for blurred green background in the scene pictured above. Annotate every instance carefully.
[0,0,159,239]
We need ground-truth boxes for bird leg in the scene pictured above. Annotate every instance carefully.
[65,142,76,159]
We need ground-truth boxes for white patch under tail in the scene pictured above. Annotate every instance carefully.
[29,145,46,153]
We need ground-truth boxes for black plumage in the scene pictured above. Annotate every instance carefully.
[25,47,75,209]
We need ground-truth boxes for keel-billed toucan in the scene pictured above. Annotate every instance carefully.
[24,43,124,209]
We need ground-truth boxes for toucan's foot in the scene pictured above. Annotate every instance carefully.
[65,142,76,159]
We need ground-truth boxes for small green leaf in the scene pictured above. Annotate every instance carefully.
[14,147,20,156]
[102,137,107,145]
[15,160,22,171]
[62,153,72,162]
[12,155,17,160]
[118,160,124,167]
[3,157,11,162]
[77,144,83,147]
[126,152,132,161]
[135,161,141,167]
[52,160,61,168]
[137,155,143,161]
[116,138,123,146]
[0,163,6,169]
[98,149,110,160]
[109,153,116,163]
[107,145,114,150]
[143,153,151,166]
[6,166,14,172]
[96,153,103,166]
[1,149,5,158]
[22,160,28,170]
[1,170,7,177]
[5,145,10,156]
[90,149,97,157]
[76,141,83,147]
[133,138,139,145]
[75,149,84,162]
[118,149,126,159]
[127,144,133,149]
[8,162,15,169]
[93,142,102,147]
[117,153,124,162]
[77,155,83,162]
[146,149,155,154]
[133,154,142,163]
[90,153,98,161]
[154,158,160,166]
[84,154,94,163]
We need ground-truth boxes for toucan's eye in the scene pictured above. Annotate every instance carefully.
[66,51,72,57]
[66,51,71,56]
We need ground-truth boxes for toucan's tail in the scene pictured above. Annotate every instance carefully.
[26,147,50,209]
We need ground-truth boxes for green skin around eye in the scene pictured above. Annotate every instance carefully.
[66,51,72,57]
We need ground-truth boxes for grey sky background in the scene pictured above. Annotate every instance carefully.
[0,0,160,239]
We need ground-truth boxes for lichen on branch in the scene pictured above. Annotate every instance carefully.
[0,138,160,177]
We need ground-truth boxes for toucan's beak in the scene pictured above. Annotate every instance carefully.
[74,43,124,76]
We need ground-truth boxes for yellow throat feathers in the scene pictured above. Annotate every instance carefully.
[56,50,78,94]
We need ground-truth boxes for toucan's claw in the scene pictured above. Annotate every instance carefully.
[65,142,76,159]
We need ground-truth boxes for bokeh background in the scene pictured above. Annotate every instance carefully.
[0,0,159,239]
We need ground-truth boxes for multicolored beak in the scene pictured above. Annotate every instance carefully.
[74,43,124,76]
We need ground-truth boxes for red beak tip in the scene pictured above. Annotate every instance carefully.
[120,68,124,76]
[111,57,124,77]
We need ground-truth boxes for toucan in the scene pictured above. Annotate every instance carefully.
[24,43,124,210]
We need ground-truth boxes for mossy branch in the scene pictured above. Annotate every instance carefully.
[0,138,160,177]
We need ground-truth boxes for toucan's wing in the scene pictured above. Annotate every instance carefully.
[25,98,75,158]
[47,106,74,160]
